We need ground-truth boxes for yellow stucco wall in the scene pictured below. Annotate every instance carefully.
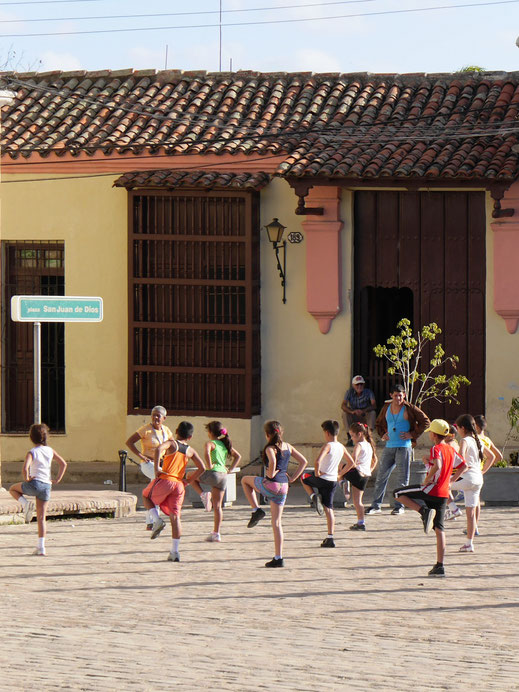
[0,174,352,466]
[1,175,515,468]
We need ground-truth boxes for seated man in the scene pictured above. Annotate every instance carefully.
[341,375,377,444]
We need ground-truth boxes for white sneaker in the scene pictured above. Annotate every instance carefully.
[24,502,36,524]
[150,517,165,539]
[167,551,180,562]
[205,533,221,542]
[459,543,474,553]
[32,547,46,556]
[365,507,382,515]
[201,491,212,512]
[447,507,462,520]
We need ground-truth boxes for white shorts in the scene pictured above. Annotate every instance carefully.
[451,475,483,508]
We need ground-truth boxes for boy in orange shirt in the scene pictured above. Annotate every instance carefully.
[142,421,205,562]
[393,419,466,578]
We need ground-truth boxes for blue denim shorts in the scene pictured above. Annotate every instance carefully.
[21,479,52,502]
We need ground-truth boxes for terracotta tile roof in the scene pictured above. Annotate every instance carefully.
[113,169,270,190]
[1,69,519,181]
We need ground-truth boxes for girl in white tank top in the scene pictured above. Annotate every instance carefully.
[339,423,378,531]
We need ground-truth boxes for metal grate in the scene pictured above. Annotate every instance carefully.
[128,191,260,417]
[1,241,65,432]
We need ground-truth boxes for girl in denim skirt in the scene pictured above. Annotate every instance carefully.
[9,423,67,556]
[241,420,307,567]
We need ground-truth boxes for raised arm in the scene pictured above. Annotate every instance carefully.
[154,439,175,477]
[126,432,149,462]
[287,445,308,484]
[481,445,496,474]
[52,451,67,484]
[228,447,242,473]
[188,447,206,482]
[22,451,33,482]
[313,443,330,477]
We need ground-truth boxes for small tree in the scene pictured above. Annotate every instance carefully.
[502,396,519,461]
[373,319,470,407]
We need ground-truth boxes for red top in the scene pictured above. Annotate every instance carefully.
[422,443,465,497]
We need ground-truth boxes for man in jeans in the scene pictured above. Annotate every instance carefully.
[365,384,430,515]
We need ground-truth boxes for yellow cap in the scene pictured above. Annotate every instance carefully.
[425,419,450,436]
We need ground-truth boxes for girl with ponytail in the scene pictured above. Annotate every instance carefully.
[241,420,308,567]
[190,421,241,542]
[450,414,494,553]
[338,422,378,531]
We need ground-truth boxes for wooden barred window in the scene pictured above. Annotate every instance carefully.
[128,190,261,417]
[1,241,65,432]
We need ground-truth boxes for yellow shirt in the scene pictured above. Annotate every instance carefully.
[137,424,173,461]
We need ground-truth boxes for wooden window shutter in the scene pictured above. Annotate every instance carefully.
[128,190,261,417]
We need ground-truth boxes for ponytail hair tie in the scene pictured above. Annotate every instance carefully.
[219,428,227,437]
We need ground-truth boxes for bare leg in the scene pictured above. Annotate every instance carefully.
[351,487,365,522]
[270,502,284,557]
[36,498,48,539]
[435,527,446,564]
[475,500,481,528]
[241,476,260,510]
[170,514,182,539]
[142,492,155,510]
[323,506,335,535]
[397,494,422,512]
[211,487,225,534]
[465,507,476,541]
[301,478,314,499]
[187,471,203,496]
[9,482,24,501]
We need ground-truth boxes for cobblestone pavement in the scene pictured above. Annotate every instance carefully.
[1,502,518,691]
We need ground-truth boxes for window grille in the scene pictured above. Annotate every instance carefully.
[1,241,65,432]
[128,191,260,417]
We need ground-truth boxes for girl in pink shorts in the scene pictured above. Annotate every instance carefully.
[241,420,307,568]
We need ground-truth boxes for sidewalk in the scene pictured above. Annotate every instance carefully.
[1,493,518,690]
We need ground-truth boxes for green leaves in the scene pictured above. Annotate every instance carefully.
[373,320,470,407]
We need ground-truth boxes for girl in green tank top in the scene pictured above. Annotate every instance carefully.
[189,421,241,542]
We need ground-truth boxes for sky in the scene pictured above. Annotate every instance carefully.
[0,0,517,76]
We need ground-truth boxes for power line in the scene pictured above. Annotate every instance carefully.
[0,1,376,24]
[1,0,517,38]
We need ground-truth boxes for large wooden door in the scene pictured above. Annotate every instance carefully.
[354,190,485,421]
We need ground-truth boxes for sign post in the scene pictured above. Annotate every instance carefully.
[11,296,103,424]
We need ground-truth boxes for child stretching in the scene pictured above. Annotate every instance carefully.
[142,421,205,562]
[301,420,352,547]
[338,422,378,532]
[189,421,241,542]
[448,414,494,553]
[393,419,465,577]
[241,420,307,567]
[9,423,67,556]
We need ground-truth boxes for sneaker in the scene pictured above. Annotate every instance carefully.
[32,547,46,556]
[459,543,474,553]
[321,537,336,547]
[463,528,480,536]
[391,507,405,515]
[201,491,212,512]
[365,507,381,515]
[247,507,266,528]
[453,490,465,502]
[150,517,166,539]
[447,507,462,520]
[420,507,435,534]
[205,533,222,542]
[167,551,180,562]
[310,492,324,516]
[428,563,445,577]
[24,502,35,524]
[265,557,284,568]
[146,523,153,531]
[350,523,366,531]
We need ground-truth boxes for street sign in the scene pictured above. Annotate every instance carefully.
[11,295,103,322]
[10,295,103,425]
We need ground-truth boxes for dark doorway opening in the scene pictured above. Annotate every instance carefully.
[354,287,414,408]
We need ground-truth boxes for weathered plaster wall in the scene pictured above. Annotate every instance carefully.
[259,178,352,448]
